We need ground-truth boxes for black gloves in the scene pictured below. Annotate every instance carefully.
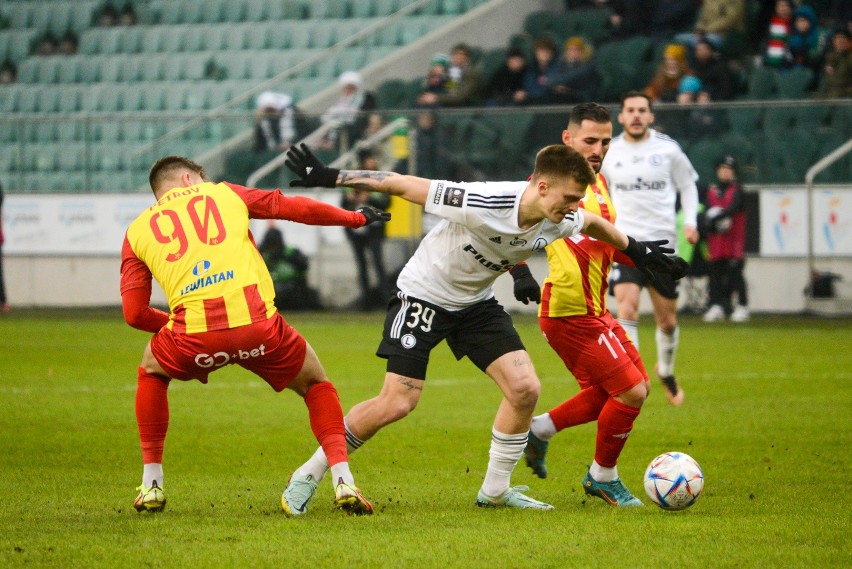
[357,205,391,226]
[622,237,678,281]
[285,143,340,188]
[510,263,541,305]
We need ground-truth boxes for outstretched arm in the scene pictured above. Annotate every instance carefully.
[285,143,431,205]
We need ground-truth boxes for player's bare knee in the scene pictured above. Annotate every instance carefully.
[505,376,540,410]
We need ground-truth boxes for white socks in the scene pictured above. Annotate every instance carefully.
[481,428,527,497]
[329,462,355,487]
[531,413,556,441]
[589,459,618,483]
[297,421,363,485]
[655,326,680,378]
[142,463,163,488]
[618,318,640,348]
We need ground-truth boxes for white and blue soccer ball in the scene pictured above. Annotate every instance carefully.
[644,451,704,510]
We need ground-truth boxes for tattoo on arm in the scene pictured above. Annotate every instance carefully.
[395,376,423,391]
[513,357,531,368]
[339,170,394,191]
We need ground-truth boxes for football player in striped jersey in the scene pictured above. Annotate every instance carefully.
[514,103,651,506]
[122,155,389,515]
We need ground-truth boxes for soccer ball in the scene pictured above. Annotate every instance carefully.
[644,452,704,510]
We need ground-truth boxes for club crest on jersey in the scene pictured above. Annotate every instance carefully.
[650,154,663,166]
[192,260,212,276]
[443,187,465,207]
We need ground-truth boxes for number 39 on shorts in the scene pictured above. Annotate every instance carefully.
[405,302,435,332]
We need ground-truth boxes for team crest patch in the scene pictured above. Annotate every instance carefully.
[650,154,663,166]
[443,187,465,207]
[400,333,417,349]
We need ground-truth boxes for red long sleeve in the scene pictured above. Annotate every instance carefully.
[224,183,366,228]
[120,237,170,333]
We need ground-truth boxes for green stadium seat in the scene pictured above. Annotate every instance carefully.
[100,56,123,82]
[746,66,777,99]
[34,89,58,113]
[726,107,763,135]
[24,121,58,143]
[309,0,352,19]
[221,0,247,23]
[374,0,401,16]
[776,67,813,99]
[57,86,83,112]
[245,23,271,49]
[814,130,848,183]
[57,58,82,83]
[121,86,146,112]
[56,121,84,141]
[352,0,375,18]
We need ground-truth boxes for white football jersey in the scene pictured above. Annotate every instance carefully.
[601,129,699,249]
[397,180,586,310]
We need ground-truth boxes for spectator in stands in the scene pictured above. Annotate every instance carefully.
[414,110,448,181]
[607,0,650,39]
[258,220,320,311]
[649,0,700,43]
[691,38,736,100]
[319,71,377,149]
[519,36,561,105]
[341,150,391,311]
[0,59,16,84]
[817,28,852,98]
[675,77,724,143]
[34,32,58,56]
[95,3,119,26]
[416,43,482,107]
[253,91,297,153]
[645,43,694,103]
[417,53,451,102]
[763,0,794,68]
[483,46,528,106]
[550,36,600,104]
[0,182,8,313]
[674,0,745,54]
[119,3,138,26]
[57,30,79,56]
[788,4,829,84]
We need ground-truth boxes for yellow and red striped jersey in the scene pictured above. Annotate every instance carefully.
[124,182,276,334]
[539,173,617,318]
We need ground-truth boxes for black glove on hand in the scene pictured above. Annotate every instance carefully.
[357,205,391,226]
[285,143,340,188]
[622,236,676,280]
[510,263,541,305]
[670,256,690,280]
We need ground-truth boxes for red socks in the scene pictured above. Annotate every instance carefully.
[548,386,610,430]
[304,381,347,467]
[595,398,641,468]
[135,367,170,464]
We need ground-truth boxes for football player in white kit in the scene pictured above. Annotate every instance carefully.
[601,91,700,406]
[280,142,685,513]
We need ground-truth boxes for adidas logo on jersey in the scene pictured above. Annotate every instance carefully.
[489,236,502,244]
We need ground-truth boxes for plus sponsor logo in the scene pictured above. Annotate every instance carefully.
[194,344,267,369]
[613,178,668,192]
[462,244,512,272]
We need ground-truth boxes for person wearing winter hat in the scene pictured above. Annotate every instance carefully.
[318,71,377,149]
[702,155,749,323]
[645,43,694,102]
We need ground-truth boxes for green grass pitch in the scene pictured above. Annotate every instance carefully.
[0,309,849,568]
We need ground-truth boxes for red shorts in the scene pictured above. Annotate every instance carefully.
[150,312,307,392]
[539,312,647,396]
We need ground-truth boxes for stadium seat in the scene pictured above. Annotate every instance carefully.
[309,0,352,19]
[775,67,814,99]
[746,66,778,99]
[351,0,376,18]
[57,58,82,83]
[726,107,763,135]
[374,0,401,16]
